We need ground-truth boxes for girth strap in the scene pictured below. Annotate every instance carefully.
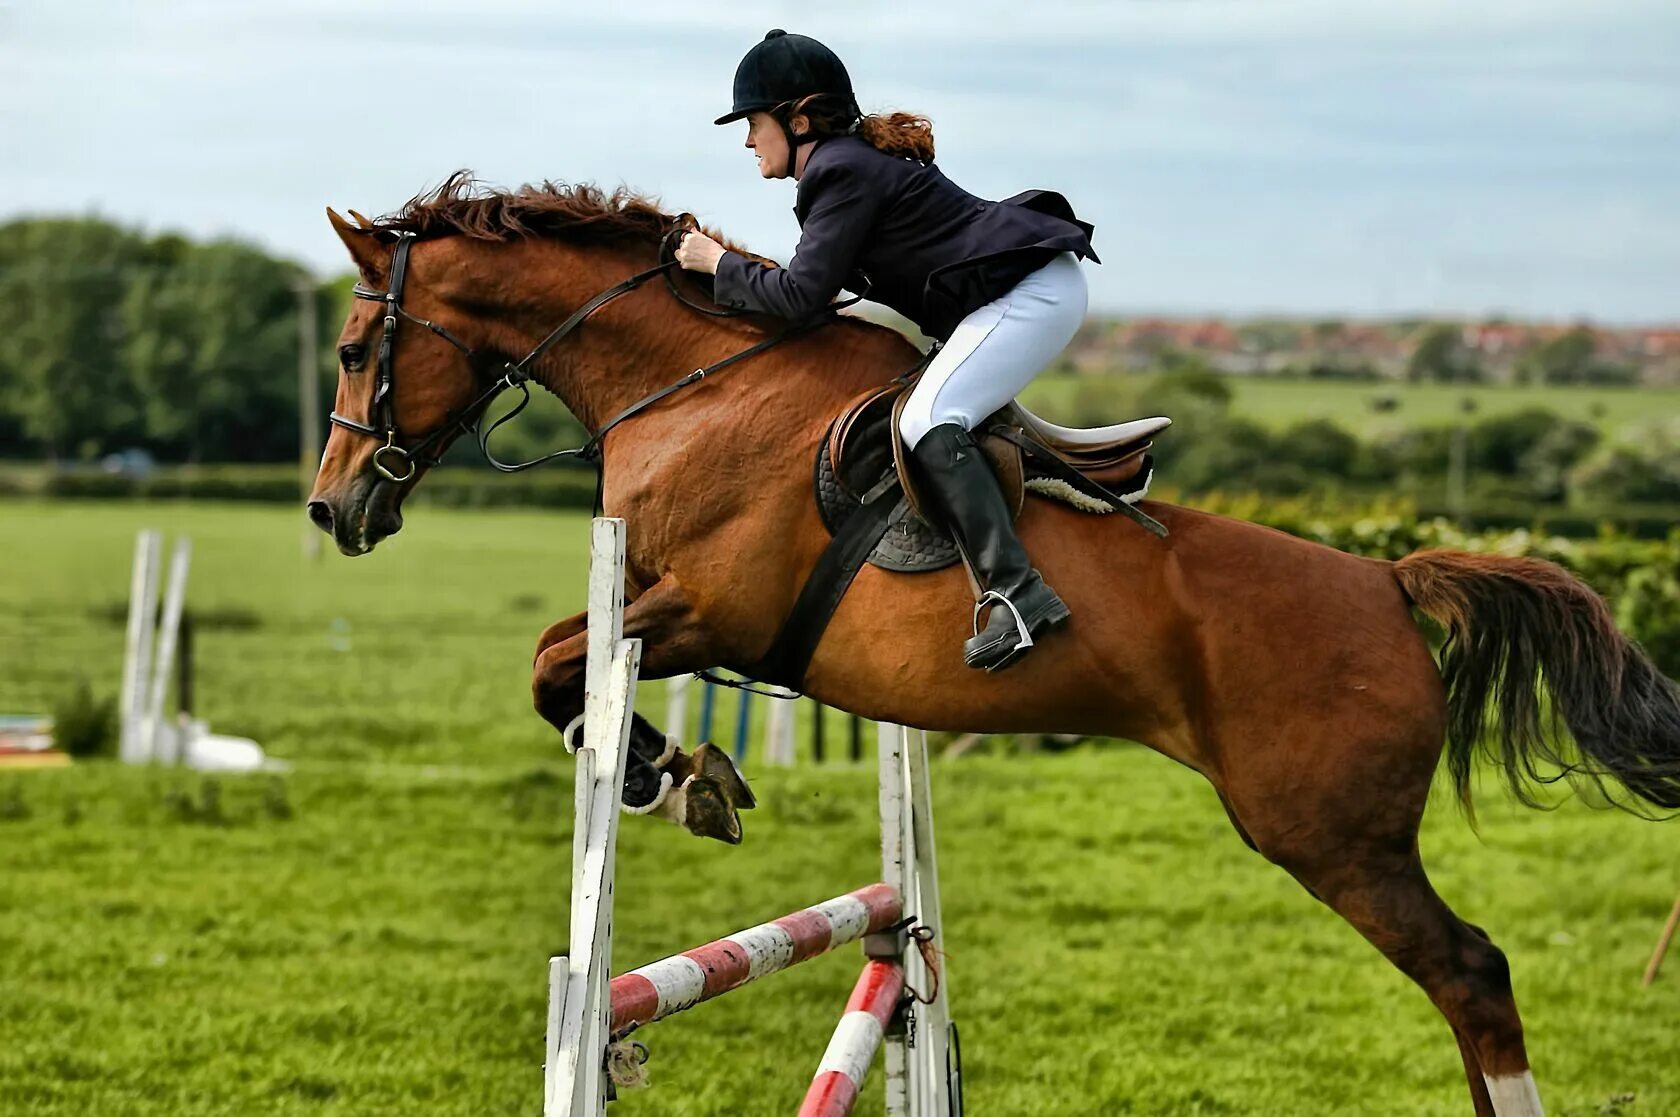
[747,471,904,690]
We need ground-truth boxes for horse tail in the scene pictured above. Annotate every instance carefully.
[1393,548,1680,815]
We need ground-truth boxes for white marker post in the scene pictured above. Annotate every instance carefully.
[137,536,190,765]
[119,531,163,764]
[546,518,641,1117]
[765,685,798,767]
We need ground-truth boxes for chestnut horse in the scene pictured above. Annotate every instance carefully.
[307,179,1680,1117]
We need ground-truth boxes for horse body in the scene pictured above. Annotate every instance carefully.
[310,182,1680,1117]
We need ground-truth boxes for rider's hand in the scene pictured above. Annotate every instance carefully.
[674,231,727,275]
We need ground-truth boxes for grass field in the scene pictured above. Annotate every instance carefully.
[1019,375,1680,444]
[3,499,1678,1116]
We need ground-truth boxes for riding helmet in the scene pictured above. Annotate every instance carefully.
[713,29,858,125]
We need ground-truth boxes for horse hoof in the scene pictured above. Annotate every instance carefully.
[682,777,743,844]
[692,742,757,811]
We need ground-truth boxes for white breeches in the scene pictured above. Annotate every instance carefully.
[898,251,1089,450]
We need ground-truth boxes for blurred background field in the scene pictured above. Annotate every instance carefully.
[1022,375,1680,444]
[3,500,1678,1116]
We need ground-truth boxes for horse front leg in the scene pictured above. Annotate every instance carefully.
[532,575,756,844]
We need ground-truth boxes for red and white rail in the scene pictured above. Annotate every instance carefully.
[610,883,902,1033]
[799,960,907,1117]
[545,518,958,1117]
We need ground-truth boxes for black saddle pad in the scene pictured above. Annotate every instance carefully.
[815,432,961,574]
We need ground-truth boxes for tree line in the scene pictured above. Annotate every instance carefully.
[0,216,599,466]
[0,217,351,462]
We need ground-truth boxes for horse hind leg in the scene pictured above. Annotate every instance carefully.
[1300,853,1542,1116]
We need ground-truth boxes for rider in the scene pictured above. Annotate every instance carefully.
[675,30,1098,672]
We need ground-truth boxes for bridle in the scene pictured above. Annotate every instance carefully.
[329,226,834,486]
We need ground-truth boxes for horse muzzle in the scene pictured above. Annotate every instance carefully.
[306,474,405,556]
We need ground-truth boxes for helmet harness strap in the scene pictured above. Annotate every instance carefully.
[773,99,824,178]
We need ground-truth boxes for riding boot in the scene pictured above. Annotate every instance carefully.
[911,422,1070,671]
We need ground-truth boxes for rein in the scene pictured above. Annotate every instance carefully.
[330,227,842,496]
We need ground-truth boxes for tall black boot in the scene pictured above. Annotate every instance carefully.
[911,422,1070,671]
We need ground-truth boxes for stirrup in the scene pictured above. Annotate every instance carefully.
[971,590,1033,651]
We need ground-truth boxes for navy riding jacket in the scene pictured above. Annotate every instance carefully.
[712,135,1097,341]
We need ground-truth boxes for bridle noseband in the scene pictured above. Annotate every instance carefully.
[330,227,847,490]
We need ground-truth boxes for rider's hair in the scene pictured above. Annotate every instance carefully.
[789,94,935,164]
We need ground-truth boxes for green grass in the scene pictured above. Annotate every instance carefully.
[2,499,1678,1115]
[1019,374,1680,444]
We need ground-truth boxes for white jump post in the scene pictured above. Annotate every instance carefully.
[137,536,191,765]
[115,529,273,773]
[119,530,163,764]
[547,518,642,1116]
[546,517,958,1117]
[663,672,690,753]
[876,721,954,1116]
[765,683,798,767]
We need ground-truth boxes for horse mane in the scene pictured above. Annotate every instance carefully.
[356,169,751,255]
[352,170,912,362]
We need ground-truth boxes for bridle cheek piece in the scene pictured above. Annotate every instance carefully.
[328,228,833,488]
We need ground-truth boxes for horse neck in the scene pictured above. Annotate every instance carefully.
[479,240,905,435]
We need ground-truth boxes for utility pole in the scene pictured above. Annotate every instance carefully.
[1446,396,1477,523]
[295,278,322,561]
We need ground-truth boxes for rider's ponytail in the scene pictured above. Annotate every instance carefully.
[855,112,935,162]
[792,95,935,164]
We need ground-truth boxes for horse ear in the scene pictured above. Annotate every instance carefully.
[326,207,385,285]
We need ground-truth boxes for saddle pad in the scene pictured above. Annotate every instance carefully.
[815,437,961,573]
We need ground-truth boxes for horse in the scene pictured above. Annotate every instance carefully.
[306,175,1680,1117]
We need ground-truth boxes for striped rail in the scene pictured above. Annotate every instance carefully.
[799,960,907,1117]
[610,883,902,1034]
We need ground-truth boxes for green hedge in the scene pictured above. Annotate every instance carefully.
[0,464,602,508]
[1187,491,1680,676]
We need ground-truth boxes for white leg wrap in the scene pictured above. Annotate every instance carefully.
[621,771,674,816]
[560,713,586,755]
[649,774,694,828]
[651,733,677,768]
[1484,1072,1545,1117]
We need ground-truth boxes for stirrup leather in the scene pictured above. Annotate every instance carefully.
[971,590,1033,651]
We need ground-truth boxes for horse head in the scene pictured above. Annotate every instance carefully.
[307,210,493,555]
[306,176,761,556]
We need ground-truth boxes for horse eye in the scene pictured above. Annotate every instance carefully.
[339,344,366,370]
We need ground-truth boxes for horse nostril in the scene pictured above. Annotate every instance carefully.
[307,501,335,534]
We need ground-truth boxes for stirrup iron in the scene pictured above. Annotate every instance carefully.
[971,590,1033,650]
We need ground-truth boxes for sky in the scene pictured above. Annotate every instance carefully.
[4,0,1677,323]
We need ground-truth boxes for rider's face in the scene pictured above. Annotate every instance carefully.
[744,112,808,180]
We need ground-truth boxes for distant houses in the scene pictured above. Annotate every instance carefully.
[1065,317,1680,386]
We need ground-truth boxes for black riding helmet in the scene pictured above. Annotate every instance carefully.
[714,30,860,177]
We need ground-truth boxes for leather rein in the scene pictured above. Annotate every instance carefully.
[329,227,836,487]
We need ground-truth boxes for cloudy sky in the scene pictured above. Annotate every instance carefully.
[5,0,1676,322]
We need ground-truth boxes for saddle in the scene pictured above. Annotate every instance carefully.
[749,376,1169,689]
[814,380,1168,573]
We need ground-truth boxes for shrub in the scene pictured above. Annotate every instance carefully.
[1617,564,1680,679]
[1468,408,1572,476]
[1573,447,1680,505]
[1521,421,1601,502]
[1276,419,1361,478]
[52,678,117,759]
[1378,426,1455,479]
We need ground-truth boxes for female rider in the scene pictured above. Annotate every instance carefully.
[675,30,1098,673]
